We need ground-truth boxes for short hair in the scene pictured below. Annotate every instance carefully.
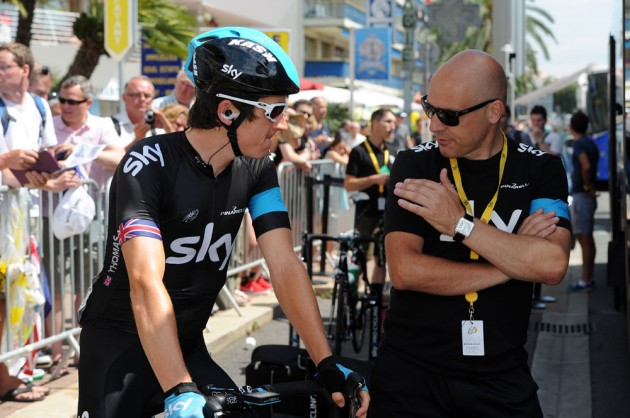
[162,103,189,124]
[570,110,589,135]
[504,104,511,117]
[371,107,394,123]
[30,63,51,84]
[124,76,154,93]
[530,105,547,120]
[0,42,33,72]
[60,75,94,99]
[291,99,312,111]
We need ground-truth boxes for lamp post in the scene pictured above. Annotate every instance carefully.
[402,0,418,123]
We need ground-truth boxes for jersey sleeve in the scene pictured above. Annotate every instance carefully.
[529,154,571,230]
[384,149,431,238]
[345,145,362,177]
[248,157,290,237]
[114,139,169,239]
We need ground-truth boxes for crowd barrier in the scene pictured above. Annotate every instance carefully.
[0,159,353,370]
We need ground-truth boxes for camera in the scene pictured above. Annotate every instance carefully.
[144,110,155,126]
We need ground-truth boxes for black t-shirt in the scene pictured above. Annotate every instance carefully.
[383,140,571,377]
[345,138,395,217]
[79,132,290,337]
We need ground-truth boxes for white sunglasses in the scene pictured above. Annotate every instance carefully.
[216,93,288,122]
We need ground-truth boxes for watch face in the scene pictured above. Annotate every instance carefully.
[456,218,474,237]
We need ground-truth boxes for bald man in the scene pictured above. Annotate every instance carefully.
[370,50,572,417]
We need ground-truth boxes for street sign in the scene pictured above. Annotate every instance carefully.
[105,0,133,61]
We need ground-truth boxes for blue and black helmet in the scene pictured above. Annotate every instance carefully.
[185,27,300,98]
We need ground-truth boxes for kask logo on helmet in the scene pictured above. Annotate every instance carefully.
[228,39,278,62]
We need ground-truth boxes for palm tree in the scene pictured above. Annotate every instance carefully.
[61,0,197,83]
[429,0,557,93]
[3,0,35,47]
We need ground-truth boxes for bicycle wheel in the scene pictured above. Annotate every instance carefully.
[352,299,368,353]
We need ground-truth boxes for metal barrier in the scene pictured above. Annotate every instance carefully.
[0,159,352,368]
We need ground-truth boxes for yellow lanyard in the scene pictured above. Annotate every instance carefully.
[364,140,389,194]
[450,135,508,308]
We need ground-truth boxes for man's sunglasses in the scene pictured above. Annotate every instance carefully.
[216,93,288,122]
[421,95,499,127]
[59,97,88,105]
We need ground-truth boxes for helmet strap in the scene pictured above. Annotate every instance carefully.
[227,127,243,157]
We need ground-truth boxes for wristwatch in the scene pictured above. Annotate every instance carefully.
[454,213,475,242]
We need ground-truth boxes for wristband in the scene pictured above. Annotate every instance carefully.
[164,382,201,399]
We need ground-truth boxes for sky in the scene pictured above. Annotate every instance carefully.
[533,0,620,79]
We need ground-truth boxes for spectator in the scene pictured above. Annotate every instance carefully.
[53,75,125,191]
[275,111,317,172]
[152,69,195,110]
[344,107,396,294]
[309,96,332,153]
[500,104,533,146]
[48,93,61,117]
[161,103,189,132]
[28,63,53,99]
[0,42,76,404]
[109,76,170,149]
[529,104,563,155]
[371,50,571,416]
[324,133,350,166]
[390,111,413,153]
[347,121,366,149]
[568,110,599,292]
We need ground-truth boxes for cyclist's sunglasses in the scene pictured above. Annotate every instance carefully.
[59,97,88,105]
[216,93,288,122]
[421,95,499,127]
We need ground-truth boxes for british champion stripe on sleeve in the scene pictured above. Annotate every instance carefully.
[118,218,162,244]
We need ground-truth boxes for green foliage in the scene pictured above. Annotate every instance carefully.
[324,103,350,133]
[431,0,557,96]
[72,2,103,46]
[139,0,197,60]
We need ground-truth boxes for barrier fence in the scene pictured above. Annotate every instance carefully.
[0,159,353,373]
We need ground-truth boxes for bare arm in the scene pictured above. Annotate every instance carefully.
[257,228,369,416]
[344,173,389,192]
[123,237,191,392]
[95,143,126,171]
[578,152,594,192]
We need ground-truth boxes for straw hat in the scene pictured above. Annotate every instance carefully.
[280,113,306,142]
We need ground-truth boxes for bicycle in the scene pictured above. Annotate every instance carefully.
[301,227,385,360]
[199,375,364,417]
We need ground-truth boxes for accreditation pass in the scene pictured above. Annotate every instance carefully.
[461,320,485,356]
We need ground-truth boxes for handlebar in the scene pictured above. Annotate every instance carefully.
[200,376,364,417]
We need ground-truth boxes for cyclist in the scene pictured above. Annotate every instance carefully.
[77,27,369,418]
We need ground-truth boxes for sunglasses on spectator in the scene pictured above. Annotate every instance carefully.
[298,110,312,118]
[59,97,88,105]
[421,95,499,127]
[126,92,153,99]
[216,93,288,122]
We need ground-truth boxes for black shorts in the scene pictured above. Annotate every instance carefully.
[354,214,384,261]
[77,325,239,418]
[369,347,542,418]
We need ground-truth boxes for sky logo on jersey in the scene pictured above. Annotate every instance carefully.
[166,222,235,270]
[222,64,242,80]
[122,143,165,176]
[517,142,545,157]
[411,141,439,153]
[228,39,277,62]
[118,218,162,244]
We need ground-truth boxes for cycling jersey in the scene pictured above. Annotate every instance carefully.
[380,139,571,378]
[79,131,289,337]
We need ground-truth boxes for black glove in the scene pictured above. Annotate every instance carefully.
[316,355,368,398]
